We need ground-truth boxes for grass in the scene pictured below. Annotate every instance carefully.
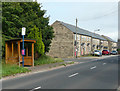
[59,63,66,66]
[61,61,75,66]
[59,62,75,67]
[1,58,30,78]
[1,55,64,78]
[0,62,2,79]
[67,61,75,64]
[34,55,64,66]
[2,63,30,78]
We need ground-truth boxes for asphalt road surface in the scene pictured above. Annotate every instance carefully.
[2,55,119,90]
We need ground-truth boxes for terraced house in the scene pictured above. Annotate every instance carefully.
[102,35,117,51]
[47,20,116,58]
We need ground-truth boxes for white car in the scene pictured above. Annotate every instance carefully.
[93,50,102,56]
[110,50,118,55]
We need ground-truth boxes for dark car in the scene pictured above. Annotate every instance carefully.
[102,50,110,55]
[110,50,118,55]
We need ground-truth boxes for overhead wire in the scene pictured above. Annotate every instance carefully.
[79,3,118,21]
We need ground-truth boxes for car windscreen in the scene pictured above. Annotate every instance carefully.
[103,50,107,51]
[95,50,99,52]
[112,51,116,52]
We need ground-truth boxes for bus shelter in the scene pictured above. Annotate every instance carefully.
[5,38,36,67]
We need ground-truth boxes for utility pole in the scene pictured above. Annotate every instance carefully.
[75,18,78,58]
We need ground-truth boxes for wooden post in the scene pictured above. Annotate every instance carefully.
[26,45,28,57]
[5,42,8,64]
[32,43,34,67]
[12,42,14,56]
[18,42,20,67]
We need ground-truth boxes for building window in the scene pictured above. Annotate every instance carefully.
[87,37,91,41]
[74,34,76,40]
[77,35,80,40]
[81,36,86,41]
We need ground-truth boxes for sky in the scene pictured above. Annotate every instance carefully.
[37,0,119,42]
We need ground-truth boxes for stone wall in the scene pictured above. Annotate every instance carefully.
[47,21,74,58]
[103,41,109,50]
[92,38,100,50]
[80,35,91,55]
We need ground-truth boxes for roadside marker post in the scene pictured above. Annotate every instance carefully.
[22,27,26,67]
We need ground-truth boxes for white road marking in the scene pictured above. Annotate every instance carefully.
[34,86,41,90]
[103,63,106,65]
[90,66,96,70]
[68,73,79,78]
[30,86,41,91]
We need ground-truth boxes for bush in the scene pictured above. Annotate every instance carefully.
[34,55,64,66]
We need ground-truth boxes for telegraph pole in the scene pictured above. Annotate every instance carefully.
[75,18,78,58]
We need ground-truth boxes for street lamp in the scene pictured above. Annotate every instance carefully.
[94,29,100,50]
[94,29,100,34]
[22,27,26,67]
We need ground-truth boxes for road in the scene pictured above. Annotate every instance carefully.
[2,55,119,90]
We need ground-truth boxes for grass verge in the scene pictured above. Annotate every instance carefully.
[34,55,64,66]
[1,55,64,78]
[2,63,30,78]
[59,61,75,67]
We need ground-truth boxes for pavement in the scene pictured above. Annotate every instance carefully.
[63,55,118,62]
[1,55,119,90]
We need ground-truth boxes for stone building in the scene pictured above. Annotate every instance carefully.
[101,35,117,52]
[47,21,74,58]
[48,20,110,58]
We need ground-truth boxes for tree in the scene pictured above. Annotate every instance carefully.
[2,2,54,57]
[28,25,45,56]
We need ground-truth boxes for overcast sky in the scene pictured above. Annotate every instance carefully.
[37,0,118,42]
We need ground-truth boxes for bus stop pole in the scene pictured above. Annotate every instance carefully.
[22,35,24,67]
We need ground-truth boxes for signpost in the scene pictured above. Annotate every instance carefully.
[22,27,26,67]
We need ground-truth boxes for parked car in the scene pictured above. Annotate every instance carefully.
[93,50,102,56]
[102,50,110,55]
[110,50,118,55]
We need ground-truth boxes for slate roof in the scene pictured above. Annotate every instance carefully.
[58,21,107,41]
[101,35,116,42]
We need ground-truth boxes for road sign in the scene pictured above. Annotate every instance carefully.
[22,27,26,35]
[22,49,25,56]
